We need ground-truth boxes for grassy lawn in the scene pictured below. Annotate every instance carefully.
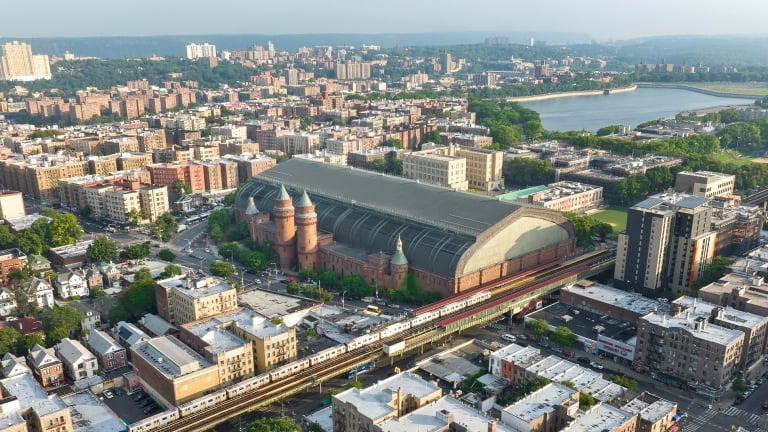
[715,150,753,166]
[692,82,768,95]
[590,206,628,237]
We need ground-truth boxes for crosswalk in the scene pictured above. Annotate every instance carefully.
[681,408,718,432]
[722,406,763,426]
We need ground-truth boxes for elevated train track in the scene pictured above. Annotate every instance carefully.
[146,249,615,432]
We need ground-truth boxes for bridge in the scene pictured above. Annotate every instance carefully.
[150,251,615,432]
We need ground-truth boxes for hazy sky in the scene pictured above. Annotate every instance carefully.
[2,0,764,40]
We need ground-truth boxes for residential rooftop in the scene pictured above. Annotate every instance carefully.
[334,372,441,422]
[621,393,677,424]
[132,336,212,379]
[1,373,67,416]
[563,403,635,432]
[642,312,744,346]
[673,296,768,329]
[62,391,125,432]
[503,382,577,423]
[379,396,513,432]
[562,281,667,316]
[157,275,234,299]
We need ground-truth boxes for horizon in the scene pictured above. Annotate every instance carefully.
[2,0,766,41]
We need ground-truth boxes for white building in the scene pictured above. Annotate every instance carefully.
[55,338,98,381]
[55,271,89,299]
[29,277,55,309]
[0,288,17,316]
[186,43,217,60]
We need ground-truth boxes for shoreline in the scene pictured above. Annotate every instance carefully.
[635,82,760,99]
[506,85,637,102]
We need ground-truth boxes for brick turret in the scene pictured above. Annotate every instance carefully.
[273,184,296,270]
[295,190,318,271]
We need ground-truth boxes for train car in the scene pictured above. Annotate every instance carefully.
[178,389,227,417]
[308,344,348,366]
[346,332,381,351]
[226,372,271,398]
[379,321,411,339]
[347,361,375,379]
[464,290,492,308]
[269,358,310,382]
[408,309,441,327]
[128,408,180,432]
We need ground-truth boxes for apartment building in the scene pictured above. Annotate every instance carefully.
[221,154,276,181]
[518,181,604,213]
[709,196,763,256]
[211,124,247,140]
[87,155,119,176]
[27,344,63,388]
[246,122,292,152]
[332,372,442,432]
[403,150,468,191]
[0,248,27,286]
[454,146,504,191]
[153,147,194,163]
[58,169,152,211]
[0,373,73,432]
[0,156,89,203]
[0,191,24,220]
[147,161,205,193]
[84,180,168,224]
[103,136,140,154]
[674,171,735,198]
[222,309,297,373]
[179,313,255,386]
[155,275,239,326]
[615,193,716,296]
[635,309,743,390]
[130,335,220,405]
[0,41,51,81]
[217,139,260,156]
[562,403,637,432]
[136,130,167,152]
[117,152,154,171]
[501,383,579,431]
[283,132,320,155]
[86,329,127,372]
[186,43,217,60]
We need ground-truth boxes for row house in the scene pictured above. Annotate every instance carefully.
[54,338,98,382]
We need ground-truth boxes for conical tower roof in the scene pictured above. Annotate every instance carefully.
[391,235,408,265]
[296,190,313,207]
[245,197,259,215]
[277,184,291,201]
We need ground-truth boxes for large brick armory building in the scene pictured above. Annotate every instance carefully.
[235,158,576,297]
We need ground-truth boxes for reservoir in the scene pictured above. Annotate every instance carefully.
[520,87,755,133]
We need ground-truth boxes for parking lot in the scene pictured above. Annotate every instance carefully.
[100,389,160,424]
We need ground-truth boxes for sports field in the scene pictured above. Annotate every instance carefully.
[590,206,628,237]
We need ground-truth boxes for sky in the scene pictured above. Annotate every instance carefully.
[2,0,765,41]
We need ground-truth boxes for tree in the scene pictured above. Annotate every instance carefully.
[150,212,178,242]
[733,375,748,392]
[172,179,192,195]
[108,268,156,324]
[286,281,300,295]
[13,286,39,316]
[0,225,16,249]
[15,333,43,356]
[422,130,442,145]
[158,249,176,262]
[121,243,151,260]
[347,379,363,389]
[370,158,387,172]
[382,138,403,149]
[693,256,733,290]
[210,260,235,278]
[86,236,118,263]
[209,224,224,243]
[246,417,300,432]
[42,305,84,346]
[127,208,141,227]
[578,392,597,411]
[16,230,44,255]
[159,264,183,279]
[610,375,638,391]
[342,274,372,299]
[527,319,550,339]
[504,158,553,187]
[0,327,20,355]
[48,212,83,246]
[549,326,578,347]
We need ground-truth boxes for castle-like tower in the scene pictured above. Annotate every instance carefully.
[295,190,319,271]
[390,235,409,287]
[273,184,296,269]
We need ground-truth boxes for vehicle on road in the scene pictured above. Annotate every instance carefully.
[538,341,550,348]
[763,399,768,409]
[501,334,516,342]
[562,350,573,357]
[551,347,563,353]
[176,224,189,233]
[103,390,114,399]
[577,357,591,364]
[589,361,604,370]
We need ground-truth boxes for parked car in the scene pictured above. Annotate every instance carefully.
[577,357,591,365]
[103,390,114,399]
[114,387,122,396]
[562,351,573,358]
[762,400,768,410]
[501,334,517,342]
[538,341,550,348]
[590,361,604,370]
[133,393,146,402]
[551,347,563,354]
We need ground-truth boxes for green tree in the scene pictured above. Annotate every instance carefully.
[549,326,578,347]
[286,280,300,295]
[158,249,176,262]
[172,179,192,195]
[527,319,550,339]
[0,327,20,355]
[382,138,404,149]
[16,230,44,255]
[693,256,734,290]
[370,159,387,172]
[42,305,84,346]
[120,243,150,260]
[504,158,553,187]
[127,208,141,227]
[86,236,118,263]
[209,260,235,278]
[13,286,39,316]
[246,417,300,432]
[108,268,156,324]
[342,274,372,299]
[610,375,638,391]
[15,333,44,356]
[150,212,178,242]
[578,392,596,411]
[307,422,324,432]
[733,375,748,392]
[347,379,363,389]
[422,130,442,145]
[48,212,83,246]
[159,264,183,279]
[0,225,16,249]
[209,224,224,243]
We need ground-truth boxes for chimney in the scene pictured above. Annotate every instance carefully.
[488,420,497,432]
[396,387,402,417]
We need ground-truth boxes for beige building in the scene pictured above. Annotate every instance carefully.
[0,157,89,203]
[137,130,168,152]
[117,152,154,171]
[0,41,51,81]
[103,137,140,155]
[84,180,168,224]
[333,372,443,432]
[403,148,468,191]
[192,144,220,161]
[674,171,735,198]
[620,392,678,432]
[501,382,579,432]
[179,313,255,387]
[58,169,152,211]
[87,155,119,176]
[130,335,220,405]
[224,309,297,373]
[562,403,637,432]
[0,373,72,432]
[0,191,25,220]
[454,146,504,191]
[519,181,604,214]
[284,132,320,155]
[211,124,247,140]
[155,275,239,326]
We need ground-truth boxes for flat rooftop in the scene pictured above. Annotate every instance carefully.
[527,302,637,345]
[673,296,768,329]
[642,312,743,346]
[335,372,440,422]
[1,373,67,416]
[563,281,667,316]
[220,308,289,339]
[503,382,576,423]
[238,289,315,319]
[379,396,514,432]
[133,336,212,379]
[621,393,677,424]
[157,275,234,299]
[62,391,126,432]
[183,321,246,353]
[563,403,634,432]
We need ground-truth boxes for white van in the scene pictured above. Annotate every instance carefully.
[502,334,516,342]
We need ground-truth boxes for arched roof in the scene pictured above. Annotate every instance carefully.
[236,159,573,277]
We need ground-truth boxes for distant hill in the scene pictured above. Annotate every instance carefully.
[0,31,591,59]
[608,35,768,66]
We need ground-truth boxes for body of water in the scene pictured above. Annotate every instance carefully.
[520,87,755,133]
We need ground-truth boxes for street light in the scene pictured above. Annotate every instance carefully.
[342,290,347,311]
